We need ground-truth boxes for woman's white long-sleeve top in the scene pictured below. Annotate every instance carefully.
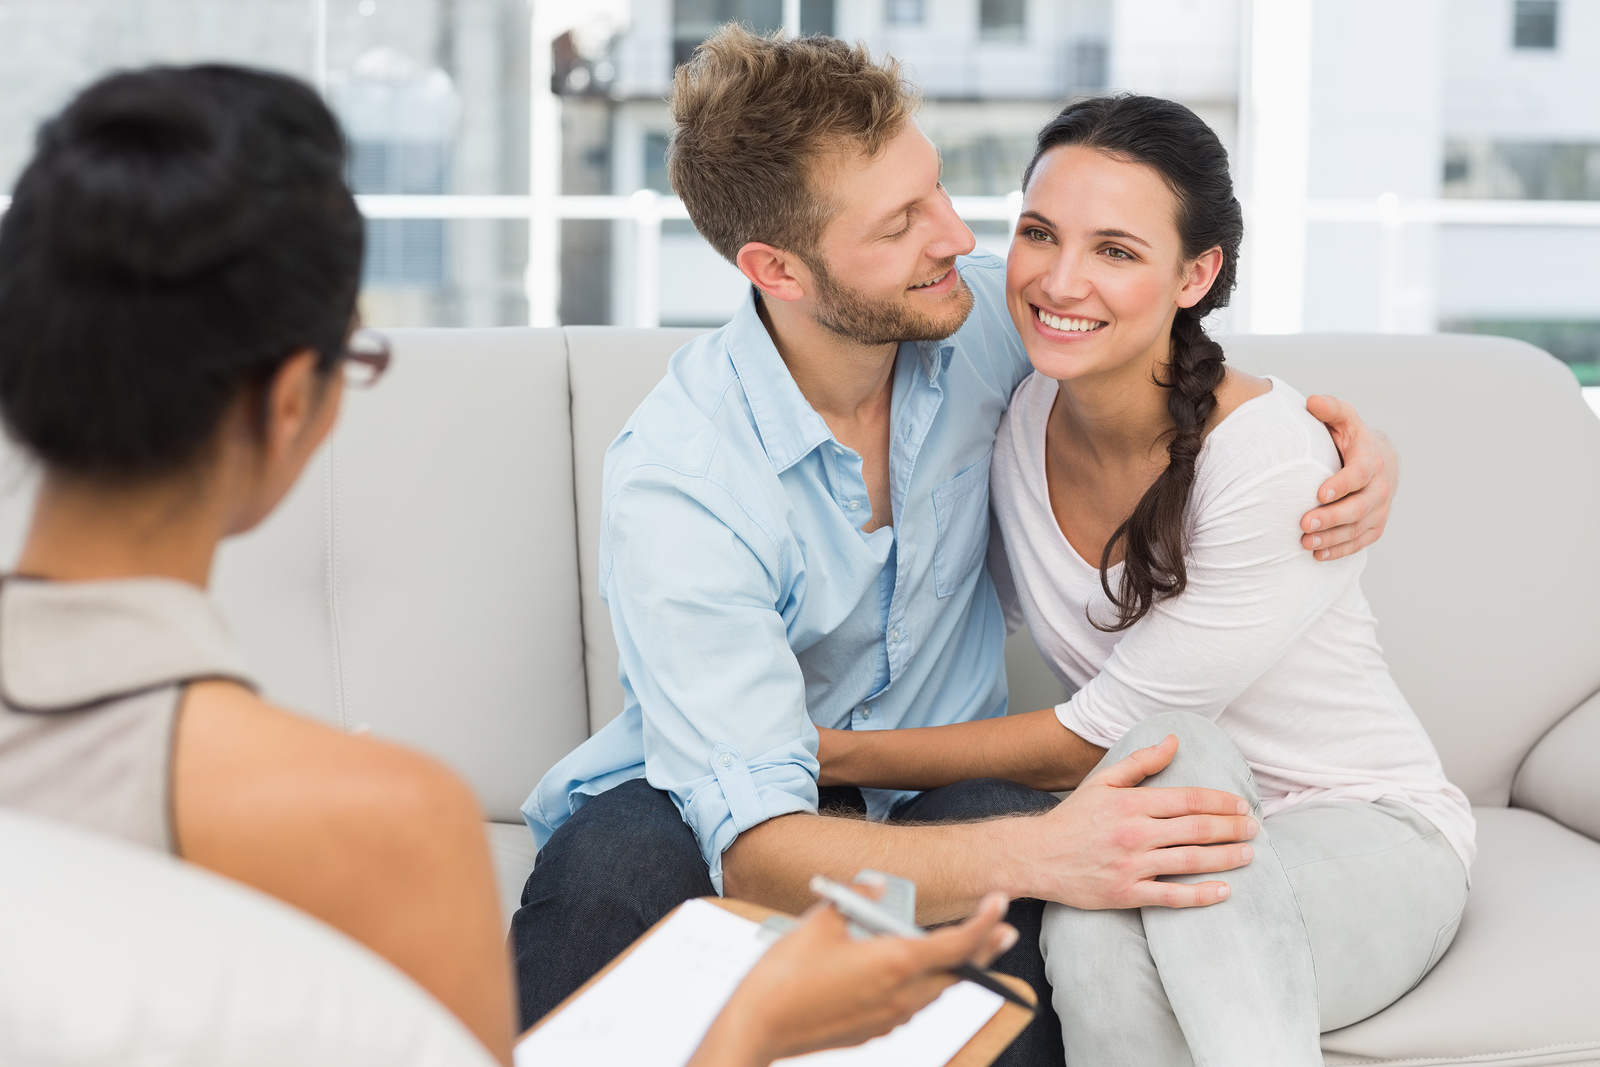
[990,372,1476,870]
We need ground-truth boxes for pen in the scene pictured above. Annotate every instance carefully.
[808,875,1037,1013]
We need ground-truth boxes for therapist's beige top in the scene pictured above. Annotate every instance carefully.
[0,576,254,853]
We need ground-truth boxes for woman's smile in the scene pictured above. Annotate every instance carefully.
[1030,303,1108,340]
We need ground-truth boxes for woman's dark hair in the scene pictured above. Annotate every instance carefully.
[0,64,363,479]
[1023,94,1244,632]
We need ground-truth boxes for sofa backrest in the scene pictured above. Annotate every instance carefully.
[1228,334,1600,805]
[221,328,591,822]
[0,328,1592,820]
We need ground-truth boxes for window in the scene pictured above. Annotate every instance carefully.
[980,0,1026,42]
[1442,319,1600,384]
[886,0,925,26]
[801,0,835,36]
[334,50,459,288]
[1443,140,1600,200]
[937,133,1036,196]
[644,132,673,195]
[1513,0,1558,49]
[673,0,782,67]
[1069,38,1109,93]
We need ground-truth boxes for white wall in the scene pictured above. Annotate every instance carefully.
[658,231,748,326]
[1444,0,1600,139]
[1299,0,1445,334]
[1109,0,1240,103]
[1436,226,1600,320]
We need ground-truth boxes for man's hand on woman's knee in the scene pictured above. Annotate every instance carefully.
[998,734,1258,911]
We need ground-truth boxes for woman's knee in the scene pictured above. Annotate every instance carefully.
[1113,711,1224,753]
[1110,713,1255,796]
[1041,903,1149,982]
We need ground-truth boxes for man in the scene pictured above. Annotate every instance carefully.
[514,28,1395,1063]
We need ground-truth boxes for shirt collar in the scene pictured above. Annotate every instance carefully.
[723,285,961,475]
[914,338,955,387]
[724,287,837,475]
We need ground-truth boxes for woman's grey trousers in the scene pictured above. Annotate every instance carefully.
[1041,712,1468,1067]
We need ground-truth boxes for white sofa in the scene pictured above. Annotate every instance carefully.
[1,328,1597,1065]
[0,808,498,1067]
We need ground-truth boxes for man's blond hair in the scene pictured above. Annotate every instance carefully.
[667,25,919,265]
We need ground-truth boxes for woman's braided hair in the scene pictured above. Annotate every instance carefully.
[1022,94,1244,631]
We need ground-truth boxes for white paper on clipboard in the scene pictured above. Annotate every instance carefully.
[514,898,1003,1067]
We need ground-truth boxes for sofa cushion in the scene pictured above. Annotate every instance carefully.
[0,808,496,1067]
[1513,689,1600,842]
[1320,807,1600,1066]
[211,328,589,822]
[487,820,540,929]
[1230,335,1600,806]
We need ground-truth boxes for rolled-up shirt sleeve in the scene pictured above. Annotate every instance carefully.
[605,466,819,892]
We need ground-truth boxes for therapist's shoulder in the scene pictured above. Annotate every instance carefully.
[950,250,1032,391]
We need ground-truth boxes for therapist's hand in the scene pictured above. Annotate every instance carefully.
[1301,394,1399,561]
[686,890,1016,1067]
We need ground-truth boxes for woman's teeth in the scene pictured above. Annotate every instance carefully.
[1036,308,1103,332]
[910,271,949,290]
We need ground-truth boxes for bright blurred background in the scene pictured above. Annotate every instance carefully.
[0,0,1596,402]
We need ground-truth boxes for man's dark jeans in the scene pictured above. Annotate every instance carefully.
[511,777,1064,1067]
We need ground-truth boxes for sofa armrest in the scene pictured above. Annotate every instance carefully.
[0,809,497,1067]
[1511,689,1600,842]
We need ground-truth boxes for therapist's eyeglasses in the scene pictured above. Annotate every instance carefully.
[341,329,392,388]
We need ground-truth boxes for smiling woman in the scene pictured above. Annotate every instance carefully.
[981,93,1474,1066]
[1006,99,1242,630]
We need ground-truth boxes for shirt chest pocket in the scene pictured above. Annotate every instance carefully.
[931,449,993,599]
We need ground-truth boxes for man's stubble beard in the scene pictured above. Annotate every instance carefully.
[805,253,975,347]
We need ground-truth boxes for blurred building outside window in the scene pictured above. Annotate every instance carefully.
[333,47,459,312]
[886,0,925,26]
[979,0,1026,43]
[1513,0,1558,49]
[0,0,1594,413]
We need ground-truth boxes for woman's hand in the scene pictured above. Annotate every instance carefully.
[1302,394,1399,561]
[686,891,1018,1067]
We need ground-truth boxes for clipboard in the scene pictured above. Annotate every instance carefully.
[518,896,1037,1067]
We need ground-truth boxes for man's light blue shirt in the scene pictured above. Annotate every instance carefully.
[523,252,1032,891]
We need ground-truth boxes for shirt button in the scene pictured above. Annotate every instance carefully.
[848,500,860,511]
[833,445,845,455]
[889,628,901,642]
[861,707,873,720]
[718,752,733,767]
